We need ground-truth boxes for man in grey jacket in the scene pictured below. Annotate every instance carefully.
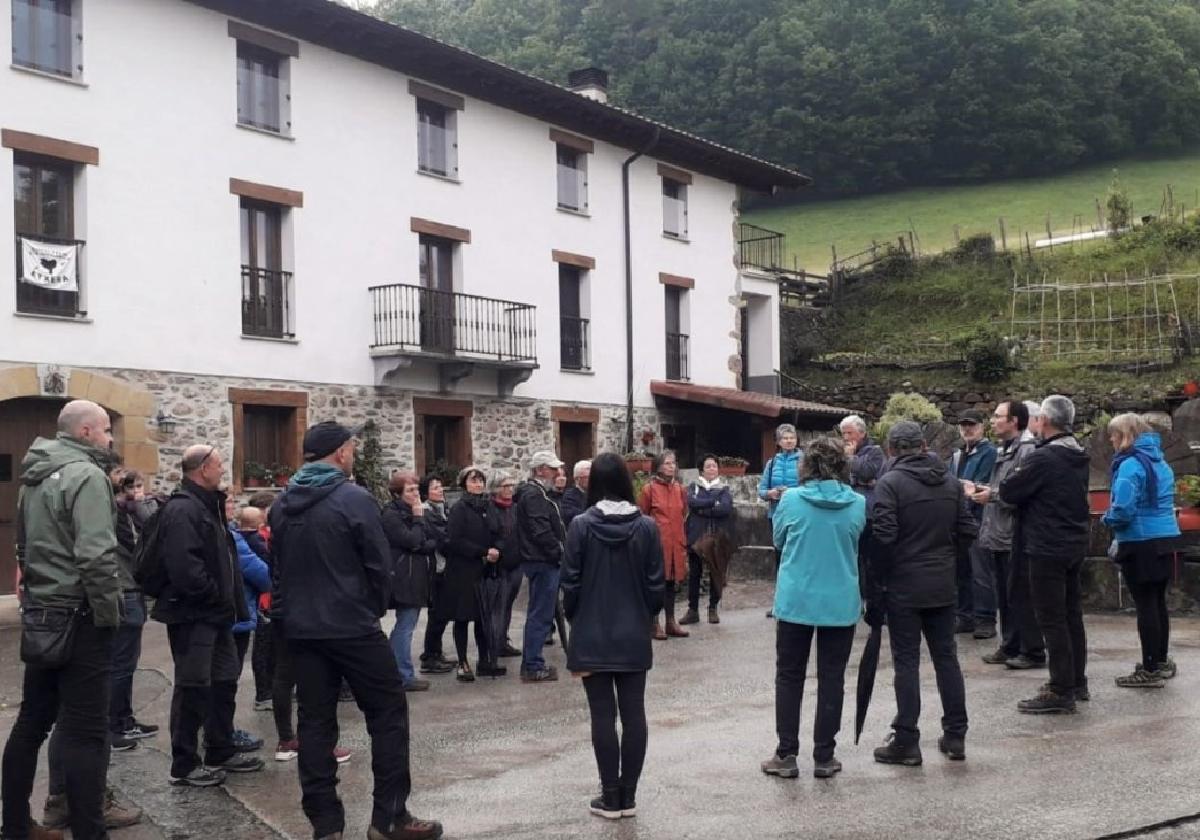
[971,400,1045,668]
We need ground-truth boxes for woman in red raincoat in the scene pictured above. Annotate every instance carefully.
[638,450,690,640]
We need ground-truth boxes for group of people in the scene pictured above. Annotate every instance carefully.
[1,393,1186,839]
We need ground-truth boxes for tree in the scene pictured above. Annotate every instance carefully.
[352,419,389,505]
[1106,169,1132,234]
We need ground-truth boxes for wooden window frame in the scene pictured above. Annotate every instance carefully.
[549,128,594,154]
[408,79,464,111]
[227,20,300,58]
[551,249,595,270]
[657,162,693,185]
[659,272,695,289]
[410,217,470,243]
[230,177,303,208]
[412,397,473,477]
[229,388,308,492]
[12,151,81,317]
[2,129,98,166]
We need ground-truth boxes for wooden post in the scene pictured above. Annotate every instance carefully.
[1046,214,1053,253]
[1096,198,1104,231]
[998,217,1007,251]
[953,224,960,245]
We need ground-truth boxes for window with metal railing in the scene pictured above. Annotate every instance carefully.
[13,155,83,317]
[239,199,292,338]
[558,264,590,370]
[664,284,689,380]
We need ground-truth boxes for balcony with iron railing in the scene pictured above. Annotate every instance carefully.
[666,331,689,381]
[737,222,787,272]
[14,235,85,318]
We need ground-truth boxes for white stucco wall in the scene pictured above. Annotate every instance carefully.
[0,0,746,407]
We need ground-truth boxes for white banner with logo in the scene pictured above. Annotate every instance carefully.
[20,238,78,292]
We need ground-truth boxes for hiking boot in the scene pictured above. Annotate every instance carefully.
[760,753,799,778]
[813,757,842,779]
[1115,666,1166,688]
[708,607,720,624]
[651,618,667,640]
[938,735,965,761]
[102,788,142,829]
[620,784,637,817]
[520,666,558,683]
[169,767,227,787]
[456,661,475,682]
[274,739,299,762]
[123,719,159,739]
[954,617,975,635]
[111,733,139,752]
[333,746,352,765]
[209,754,265,773]
[982,648,1013,665]
[404,679,431,692]
[665,617,690,638]
[233,729,264,752]
[253,698,274,712]
[499,642,522,658]
[973,622,997,640]
[679,608,700,625]
[1158,658,1178,679]
[18,822,63,840]
[873,734,922,766]
[419,657,454,675]
[476,662,507,678]
[1005,654,1046,670]
[366,813,445,839]
[1017,687,1076,714]
[41,794,68,829]
[588,786,623,820]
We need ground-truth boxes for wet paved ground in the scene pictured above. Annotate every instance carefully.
[4,582,1200,839]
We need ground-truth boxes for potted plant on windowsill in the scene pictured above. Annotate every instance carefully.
[272,464,294,487]
[624,451,653,475]
[717,456,749,477]
[1176,475,1200,531]
[244,461,270,489]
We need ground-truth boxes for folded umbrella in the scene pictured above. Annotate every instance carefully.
[554,590,570,650]
[475,565,508,666]
[694,530,734,595]
[854,619,884,745]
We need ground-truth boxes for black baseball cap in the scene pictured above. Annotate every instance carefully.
[302,421,363,461]
[957,409,985,426]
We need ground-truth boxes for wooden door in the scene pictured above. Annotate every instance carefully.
[557,421,595,483]
[0,398,64,594]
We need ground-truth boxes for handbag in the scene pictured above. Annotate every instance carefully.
[19,605,82,668]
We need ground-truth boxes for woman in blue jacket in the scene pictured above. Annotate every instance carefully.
[225,498,272,752]
[758,423,803,618]
[1103,413,1181,688]
[761,437,865,781]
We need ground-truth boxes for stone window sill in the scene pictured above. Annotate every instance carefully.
[663,233,690,244]
[241,334,299,344]
[417,169,462,185]
[10,63,88,88]
[557,206,590,219]
[14,311,93,324]
[561,367,595,375]
[236,122,295,142]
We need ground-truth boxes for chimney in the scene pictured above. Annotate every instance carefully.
[568,67,609,104]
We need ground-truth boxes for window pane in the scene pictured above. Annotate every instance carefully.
[558,267,580,317]
[12,0,73,75]
[38,167,71,237]
[663,181,687,237]
[13,164,37,233]
[417,102,449,175]
[237,45,282,132]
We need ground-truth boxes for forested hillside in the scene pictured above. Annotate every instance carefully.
[368,0,1200,196]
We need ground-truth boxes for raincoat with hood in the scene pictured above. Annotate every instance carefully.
[268,462,391,639]
[562,501,666,673]
[772,480,866,626]
[872,453,980,609]
[1103,431,1180,544]
[638,477,689,582]
[999,433,1090,558]
[17,434,122,627]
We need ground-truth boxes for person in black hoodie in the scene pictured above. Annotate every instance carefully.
[153,445,260,787]
[558,460,589,527]
[562,452,665,820]
[871,422,978,766]
[270,422,443,840]
[418,476,454,676]
[382,471,436,693]
[999,395,1091,714]
[489,471,523,657]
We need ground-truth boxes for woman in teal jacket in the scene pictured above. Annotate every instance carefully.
[759,423,803,617]
[1103,413,1181,688]
[761,437,865,781]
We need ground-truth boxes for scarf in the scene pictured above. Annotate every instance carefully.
[492,495,514,509]
[290,462,346,487]
[694,475,725,491]
[1112,446,1158,506]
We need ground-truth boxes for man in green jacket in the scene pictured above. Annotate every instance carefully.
[1,399,123,840]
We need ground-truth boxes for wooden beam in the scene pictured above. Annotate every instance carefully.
[228,387,309,408]
[657,162,693,185]
[659,272,695,289]
[228,19,300,57]
[550,405,600,424]
[551,249,596,270]
[2,129,98,166]
[413,396,473,417]
[408,79,464,111]
[549,128,594,154]
[229,178,304,208]
[411,217,471,243]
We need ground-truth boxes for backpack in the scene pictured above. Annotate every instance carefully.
[133,499,174,597]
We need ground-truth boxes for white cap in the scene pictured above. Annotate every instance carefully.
[529,450,564,470]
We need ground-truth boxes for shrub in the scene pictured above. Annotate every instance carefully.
[874,391,943,441]
[1177,475,1200,508]
[352,419,390,504]
[956,328,1011,383]
[1106,170,1132,235]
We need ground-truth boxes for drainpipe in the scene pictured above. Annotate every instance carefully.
[622,128,661,453]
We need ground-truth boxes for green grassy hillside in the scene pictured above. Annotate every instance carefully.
[746,152,1200,273]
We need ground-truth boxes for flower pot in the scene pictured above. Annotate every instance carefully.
[718,464,746,477]
[246,477,266,488]
[1179,507,1200,532]
[625,458,652,474]
[273,473,292,487]
[1088,490,1110,516]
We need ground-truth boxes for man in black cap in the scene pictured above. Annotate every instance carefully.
[270,421,443,840]
[948,409,996,637]
[871,421,978,766]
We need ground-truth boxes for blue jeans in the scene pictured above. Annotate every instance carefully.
[109,591,146,733]
[970,543,996,624]
[389,607,421,685]
[521,563,560,673]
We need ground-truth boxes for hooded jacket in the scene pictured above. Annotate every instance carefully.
[1102,432,1180,543]
[872,452,979,609]
[269,464,392,639]
[150,478,248,627]
[381,499,437,609]
[514,479,566,567]
[758,448,803,520]
[562,501,665,673]
[772,480,865,626]
[999,432,1091,559]
[976,436,1035,552]
[559,485,587,527]
[950,438,997,521]
[231,525,271,634]
[848,439,885,511]
[17,434,122,627]
[638,477,689,582]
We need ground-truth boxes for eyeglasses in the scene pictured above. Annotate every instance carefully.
[185,446,216,471]
[500,483,516,489]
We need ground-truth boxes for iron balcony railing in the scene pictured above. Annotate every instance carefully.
[370,283,537,362]
[737,222,786,271]
[241,265,293,339]
[666,331,690,381]
[14,235,85,318]
[560,315,590,370]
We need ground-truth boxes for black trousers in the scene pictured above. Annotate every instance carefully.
[774,621,855,761]
[109,591,146,735]
[991,550,1018,657]
[2,618,113,840]
[686,550,719,611]
[1126,578,1170,671]
[452,620,488,665]
[1028,552,1087,695]
[581,672,648,791]
[251,616,275,702]
[421,575,448,661]
[292,632,412,837]
[1007,547,1046,660]
[886,603,968,746]
[166,622,241,777]
[502,565,523,642]
[272,620,297,742]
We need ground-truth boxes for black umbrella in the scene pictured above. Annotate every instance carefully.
[554,590,570,651]
[854,620,884,745]
[475,566,508,667]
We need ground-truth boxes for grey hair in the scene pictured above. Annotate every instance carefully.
[488,469,513,493]
[839,415,867,434]
[573,459,592,478]
[1023,399,1042,419]
[1040,395,1075,431]
[774,423,797,442]
[57,399,106,436]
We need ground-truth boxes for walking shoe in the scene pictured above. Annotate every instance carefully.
[123,719,159,739]
[760,753,799,778]
[253,698,274,711]
[41,794,69,829]
[708,607,720,624]
[982,648,1013,665]
[973,622,997,640]
[1005,654,1046,670]
[233,729,264,752]
[333,746,352,765]
[813,758,842,779]
[419,656,454,675]
[544,634,556,647]
[765,609,774,619]
[404,679,431,692]
[1115,666,1166,688]
[15,821,63,840]
[169,767,227,787]
[499,642,522,658]
[456,661,475,682]
[938,735,966,761]
[1158,658,1178,679]
[520,666,558,683]
[1074,683,1091,702]
[620,785,637,817]
[111,733,139,752]
[476,661,507,678]
[1017,687,1076,714]
[274,739,299,761]
[102,788,142,829]
[873,734,923,766]
[651,618,667,641]
[679,608,700,625]
[665,617,690,638]
[209,754,265,773]
[954,617,975,635]
[366,813,445,839]
[589,786,623,819]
